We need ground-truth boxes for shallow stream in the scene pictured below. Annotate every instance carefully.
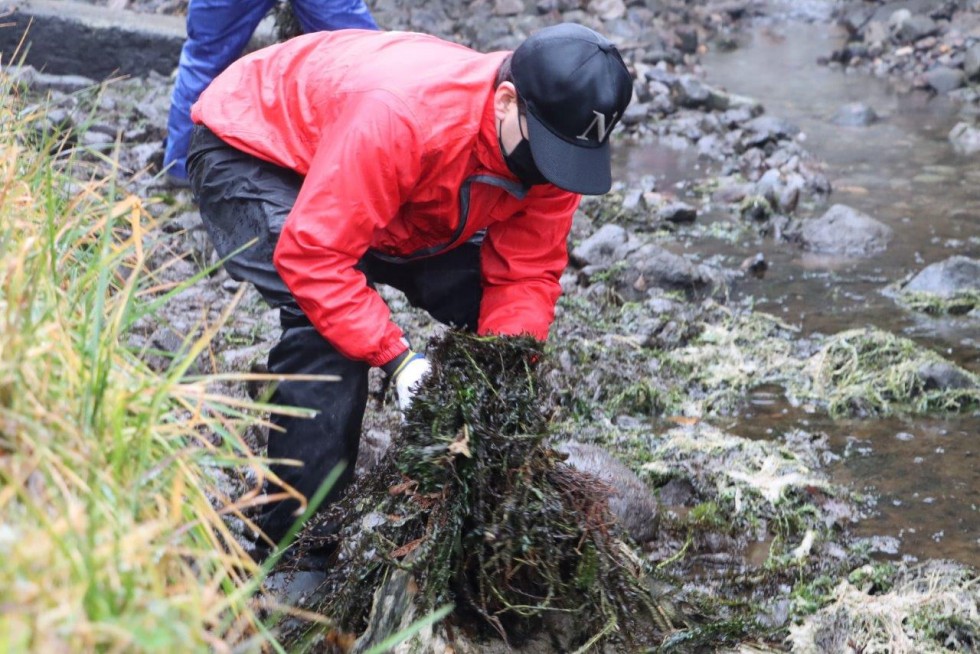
[616,20,979,567]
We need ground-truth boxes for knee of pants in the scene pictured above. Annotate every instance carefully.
[266,325,371,428]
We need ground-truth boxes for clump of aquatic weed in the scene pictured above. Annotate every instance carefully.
[552,297,978,422]
[789,560,979,653]
[895,289,980,317]
[663,308,808,416]
[797,328,980,418]
[308,332,671,650]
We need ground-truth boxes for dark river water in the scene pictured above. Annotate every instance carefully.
[615,20,979,567]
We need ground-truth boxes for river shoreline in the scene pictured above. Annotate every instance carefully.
[5,0,978,650]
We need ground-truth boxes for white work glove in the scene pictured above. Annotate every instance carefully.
[390,352,432,413]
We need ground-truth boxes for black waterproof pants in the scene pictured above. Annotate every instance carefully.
[187,125,482,542]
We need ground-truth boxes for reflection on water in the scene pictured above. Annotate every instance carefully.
[611,139,703,189]
[696,23,978,361]
[615,21,979,566]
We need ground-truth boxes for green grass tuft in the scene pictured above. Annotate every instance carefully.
[0,65,293,654]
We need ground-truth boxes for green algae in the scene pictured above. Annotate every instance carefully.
[896,289,980,317]
[797,328,980,418]
[788,560,979,653]
[553,292,977,422]
[637,424,849,551]
[663,309,804,416]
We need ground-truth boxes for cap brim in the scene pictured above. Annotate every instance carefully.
[525,110,612,195]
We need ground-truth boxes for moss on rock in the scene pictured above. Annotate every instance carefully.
[796,328,980,418]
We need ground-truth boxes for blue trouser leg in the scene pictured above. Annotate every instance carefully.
[291,0,378,31]
[164,0,276,179]
[164,0,377,180]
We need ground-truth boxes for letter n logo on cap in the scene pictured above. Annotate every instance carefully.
[576,110,618,143]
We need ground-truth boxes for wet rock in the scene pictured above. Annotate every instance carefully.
[570,223,629,267]
[674,75,711,108]
[901,256,980,296]
[741,115,801,149]
[831,102,879,127]
[587,0,627,22]
[916,360,978,391]
[720,104,757,127]
[555,441,659,544]
[948,122,980,155]
[863,20,890,48]
[739,196,772,222]
[81,130,115,148]
[704,88,735,112]
[656,477,696,506]
[623,243,728,298]
[644,67,679,87]
[264,569,329,609]
[696,133,725,160]
[777,173,805,214]
[753,168,782,204]
[621,101,649,126]
[964,44,980,80]
[800,204,893,256]
[838,4,875,37]
[926,1,960,21]
[620,188,644,214]
[924,66,965,94]
[723,92,763,116]
[740,252,768,278]
[649,87,677,115]
[889,11,939,45]
[669,113,707,140]
[220,344,268,372]
[129,141,165,175]
[712,177,754,204]
[492,0,524,16]
[657,201,697,224]
[675,25,699,55]
[641,48,680,66]
[29,72,98,94]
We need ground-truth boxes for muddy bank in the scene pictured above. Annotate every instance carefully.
[3,0,978,650]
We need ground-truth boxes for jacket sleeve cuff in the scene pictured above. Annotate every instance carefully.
[381,348,416,377]
[369,335,410,370]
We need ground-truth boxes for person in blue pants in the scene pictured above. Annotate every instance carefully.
[163,0,378,184]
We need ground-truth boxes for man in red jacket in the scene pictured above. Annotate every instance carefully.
[187,23,633,553]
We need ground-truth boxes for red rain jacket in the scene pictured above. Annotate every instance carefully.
[192,30,580,367]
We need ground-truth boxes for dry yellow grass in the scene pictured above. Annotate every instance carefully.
[0,67,283,654]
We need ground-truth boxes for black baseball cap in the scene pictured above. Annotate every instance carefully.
[511,23,633,195]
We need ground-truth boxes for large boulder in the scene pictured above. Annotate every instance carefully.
[800,204,892,256]
[556,441,659,544]
[902,256,980,296]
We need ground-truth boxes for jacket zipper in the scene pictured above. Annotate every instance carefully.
[369,174,527,263]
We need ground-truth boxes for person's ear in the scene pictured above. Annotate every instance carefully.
[493,82,518,122]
